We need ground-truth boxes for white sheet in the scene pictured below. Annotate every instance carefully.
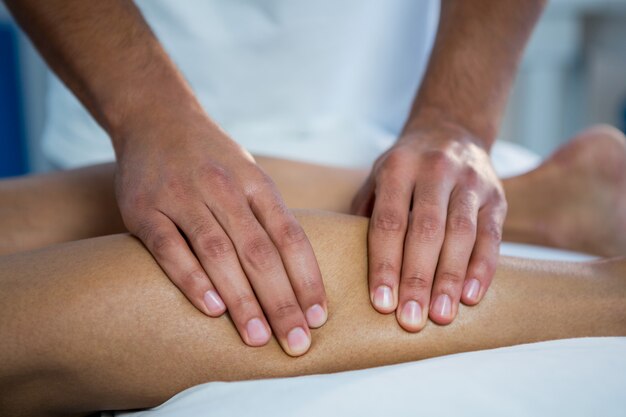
[115,337,626,417]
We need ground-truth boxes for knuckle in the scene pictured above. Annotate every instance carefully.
[423,149,453,172]
[472,257,496,279]
[298,274,323,295]
[462,168,480,187]
[377,183,406,204]
[448,214,476,235]
[269,300,301,320]
[232,292,259,313]
[202,164,234,189]
[437,270,464,287]
[198,235,233,260]
[402,271,432,292]
[381,150,407,172]
[149,231,177,259]
[373,258,399,278]
[177,269,206,289]
[455,191,478,212]
[242,236,277,269]
[188,221,214,239]
[246,173,277,198]
[164,176,189,200]
[269,199,290,217]
[237,212,261,231]
[275,221,307,248]
[409,215,444,243]
[372,210,405,233]
[480,221,503,242]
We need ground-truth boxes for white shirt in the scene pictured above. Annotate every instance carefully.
[41,0,439,168]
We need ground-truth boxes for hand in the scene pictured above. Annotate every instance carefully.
[114,111,327,356]
[351,121,506,331]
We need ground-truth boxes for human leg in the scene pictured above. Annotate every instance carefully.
[1,210,624,416]
[0,158,365,256]
[2,126,625,256]
[0,164,124,255]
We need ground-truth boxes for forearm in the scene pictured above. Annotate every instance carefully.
[4,0,210,148]
[1,211,624,416]
[406,0,546,145]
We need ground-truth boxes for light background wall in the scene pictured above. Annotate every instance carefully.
[500,0,626,156]
[2,0,626,172]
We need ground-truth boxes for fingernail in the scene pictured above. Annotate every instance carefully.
[203,290,226,315]
[373,285,393,311]
[432,294,452,319]
[400,300,423,328]
[464,278,481,303]
[246,318,270,345]
[287,327,311,355]
[305,304,327,328]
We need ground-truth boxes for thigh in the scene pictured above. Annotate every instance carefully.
[0,164,123,255]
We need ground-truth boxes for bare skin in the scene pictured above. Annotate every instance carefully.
[5,0,546,338]
[352,0,547,329]
[1,125,624,259]
[0,216,625,417]
[504,125,626,257]
[0,127,626,416]
[5,0,329,355]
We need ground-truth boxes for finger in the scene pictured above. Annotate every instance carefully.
[250,192,328,329]
[211,193,312,357]
[461,201,506,306]
[396,180,451,332]
[132,212,225,318]
[368,174,414,314]
[351,175,376,216]
[429,189,480,325]
[173,206,272,347]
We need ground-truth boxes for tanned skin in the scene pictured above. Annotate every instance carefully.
[5,1,546,343]
[0,153,625,416]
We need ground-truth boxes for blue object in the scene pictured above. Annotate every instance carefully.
[0,21,27,177]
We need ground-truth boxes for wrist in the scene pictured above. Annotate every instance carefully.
[99,58,209,156]
[401,108,495,153]
[106,84,218,159]
[402,104,497,152]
